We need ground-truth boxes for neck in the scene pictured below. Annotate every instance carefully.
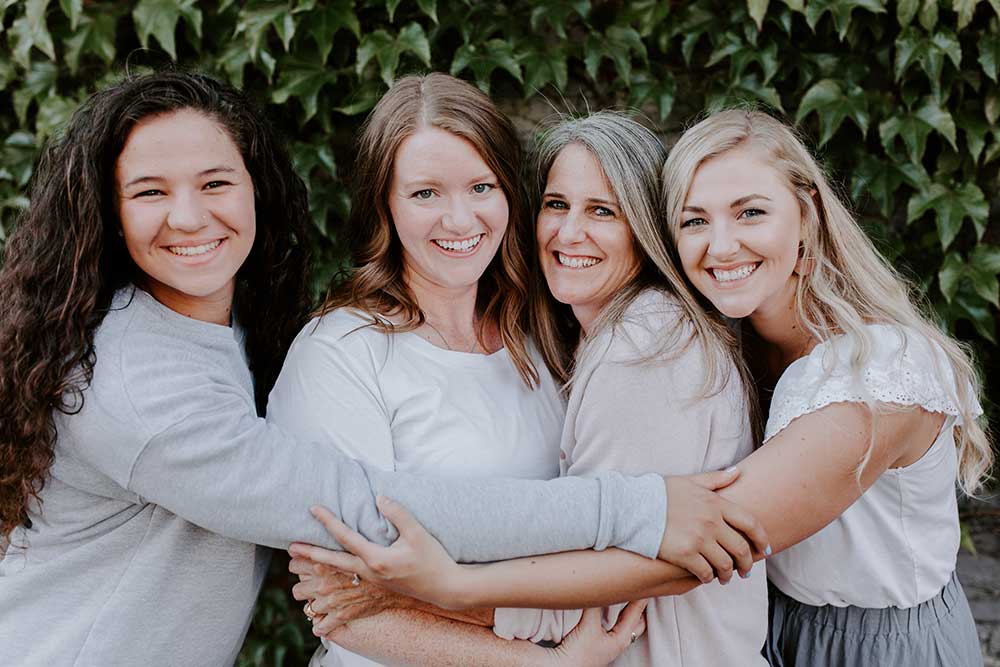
[140,277,234,326]
[405,267,479,335]
[571,303,603,338]
[747,276,816,371]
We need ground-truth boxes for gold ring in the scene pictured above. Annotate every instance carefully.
[304,601,317,619]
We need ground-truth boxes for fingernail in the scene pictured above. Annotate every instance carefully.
[725,466,738,474]
[764,544,772,557]
[310,506,322,517]
[720,578,729,586]
[740,569,752,579]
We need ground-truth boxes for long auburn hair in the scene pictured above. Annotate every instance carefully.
[0,71,312,540]
[662,109,992,494]
[317,73,538,386]
[529,112,760,439]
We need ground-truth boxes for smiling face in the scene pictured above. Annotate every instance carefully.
[115,109,255,322]
[537,143,641,332]
[388,126,508,297]
[675,145,802,321]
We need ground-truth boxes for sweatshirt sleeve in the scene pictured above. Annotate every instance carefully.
[96,314,667,561]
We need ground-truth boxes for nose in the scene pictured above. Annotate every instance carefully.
[707,220,740,259]
[556,210,586,244]
[440,196,477,236]
[166,190,211,233]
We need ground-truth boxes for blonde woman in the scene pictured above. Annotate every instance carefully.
[663,109,989,665]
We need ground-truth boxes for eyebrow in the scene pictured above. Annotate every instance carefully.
[122,166,237,189]
[544,191,620,207]
[682,193,772,213]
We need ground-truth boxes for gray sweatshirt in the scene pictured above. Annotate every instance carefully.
[0,287,666,667]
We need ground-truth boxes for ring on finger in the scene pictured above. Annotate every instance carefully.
[304,601,317,619]
[351,573,361,586]
[630,631,638,644]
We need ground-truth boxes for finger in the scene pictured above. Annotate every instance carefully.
[683,466,740,491]
[701,542,734,584]
[716,526,754,577]
[577,606,603,629]
[612,599,648,629]
[716,498,771,557]
[376,496,431,541]
[312,610,348,636]
[310,505,387,562]
[292,579,322,601]
[288,557,321,577]
[679,553,715,584]
[288,543,376,581]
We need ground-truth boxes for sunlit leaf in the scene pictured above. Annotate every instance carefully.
[954,0,978,29]
[58,0,81,29]
[748,0,770,30]
[897,0,919,25]
[919,0,938,30]
[133,0,202,60]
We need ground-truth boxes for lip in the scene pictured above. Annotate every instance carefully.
[705,261,760,288]
[430,233,486,257]
[162,237,227,263]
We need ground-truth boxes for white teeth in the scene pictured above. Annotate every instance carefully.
[434,234,483,252]
[557,252,600,269]
[712,264,757,282]
[168,240,223,256]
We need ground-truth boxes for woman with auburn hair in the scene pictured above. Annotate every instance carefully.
[661,109,988,665]
[0,70,764,666]
[290,111,767,666]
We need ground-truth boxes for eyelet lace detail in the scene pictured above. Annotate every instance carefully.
[764,325,967,442]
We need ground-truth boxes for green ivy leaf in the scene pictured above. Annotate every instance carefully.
[451,39,522,93]
[520,44,569,93]
[385,0,401,22]
[796,78,869,145]
[332,79,383,116]
[10,0,57,66]
[895,28,962,100]
[215,40,254,87]
[879,97,957,162]
[949,289,996,342]
[957,109,989,162]
[897,0,919,25]
[34,93,77,140]
[620,0,671,38]
[309,0,360,62]
[919,0,938,30]
[709,72,784,111]
[132,0,202,60]
[396,22,432,69]
[271,57,337,121]
[357,23,431,86]
[969,244,1000,306]
[583,26,646,82]
[416,0,437,23]
[954,0,978,29]
[0,131,38,187]
[907,180,988,249]
[64,13,117,74]
[748,0,770,30]
[628,70,676,121]
[11,61,58,124]
[978,31,1000,81]
[804,0,886,40]
[234,3,295,59]
[938,251,964,301]
[529,0,590,39]
[58,0,81,29]
[851,154,904,215]
[290,140,337,180]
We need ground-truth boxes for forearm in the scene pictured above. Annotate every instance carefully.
[326,609,550,667]
[408,600,494,627]
[452,547,700,609]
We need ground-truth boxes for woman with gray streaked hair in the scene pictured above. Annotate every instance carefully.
[293,111,769,666]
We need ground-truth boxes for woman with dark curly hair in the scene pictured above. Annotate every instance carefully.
[0,72,766,666]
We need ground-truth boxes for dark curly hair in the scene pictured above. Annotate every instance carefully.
[0,71,312,540]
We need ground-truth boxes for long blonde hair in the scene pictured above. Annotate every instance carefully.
[662,109,992,494]
[531,111,759,438]
[319,73,538,387]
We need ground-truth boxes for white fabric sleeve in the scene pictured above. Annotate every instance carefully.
[265,319,395,470]
[764,324,982,442]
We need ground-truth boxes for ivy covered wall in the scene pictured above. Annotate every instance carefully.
[1,0,997,663]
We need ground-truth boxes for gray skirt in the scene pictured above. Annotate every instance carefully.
[764,572,983,666]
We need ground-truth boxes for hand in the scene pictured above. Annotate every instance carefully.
[288,497,471,610]
[289,556,417,636]
[545,601,648,667]
[659,468,770,584]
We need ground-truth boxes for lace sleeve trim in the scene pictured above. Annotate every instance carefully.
[763,325,966,442]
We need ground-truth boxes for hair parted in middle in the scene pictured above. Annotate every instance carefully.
[319,72,537,386]
[661,108,991,494]
[529,111,758,437]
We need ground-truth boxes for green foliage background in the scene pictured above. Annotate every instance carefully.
[1,0,998,663]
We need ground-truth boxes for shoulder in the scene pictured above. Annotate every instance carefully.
[286,308,391,365]
[606,288,689,361]
[766,323,968,441]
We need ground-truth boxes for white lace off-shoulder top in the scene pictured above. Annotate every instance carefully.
[766,324,982,608]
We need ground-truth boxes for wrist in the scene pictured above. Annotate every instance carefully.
[437,563,480,610]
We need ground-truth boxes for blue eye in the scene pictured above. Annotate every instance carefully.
[740,208,765,219]
[413,189,434,200]
[593,206,615,217]
[472,183,494,194]
[544,199,568,210]
[680,218,706,229]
